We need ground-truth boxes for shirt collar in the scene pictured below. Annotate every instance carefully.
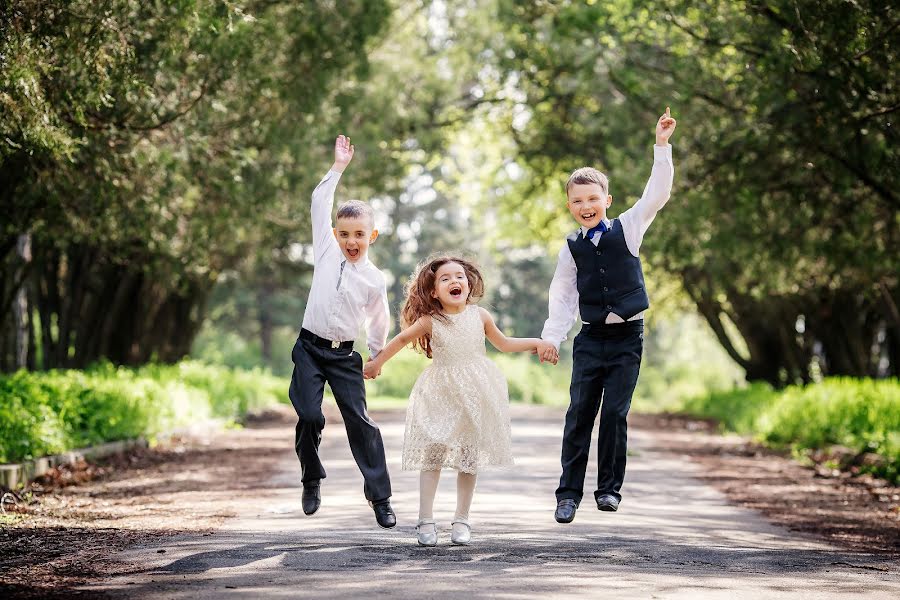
[580,217,612,237]
[345,255,370,270]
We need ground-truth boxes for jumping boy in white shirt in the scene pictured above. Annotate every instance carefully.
[288,134,395,528]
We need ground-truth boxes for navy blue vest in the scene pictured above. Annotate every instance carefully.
[566,219,649,323]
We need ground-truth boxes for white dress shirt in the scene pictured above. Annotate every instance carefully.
[541,144,674,348]
[300,170,390,357]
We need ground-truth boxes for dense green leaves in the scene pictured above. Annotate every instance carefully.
[0,0,393,369]
[490,0,899,384]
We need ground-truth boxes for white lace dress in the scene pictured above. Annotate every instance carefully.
[401,305,514,474]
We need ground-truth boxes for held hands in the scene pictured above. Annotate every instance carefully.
[332,134,355,173]
[656,106,677,146]
[363,357,381,380]
[535,340,559,365]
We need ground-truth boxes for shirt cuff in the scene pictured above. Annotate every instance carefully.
[653,144,672,162]
[368,348,380,360]
[541,336,563,351]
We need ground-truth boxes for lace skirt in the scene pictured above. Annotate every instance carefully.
[401,356,514,473]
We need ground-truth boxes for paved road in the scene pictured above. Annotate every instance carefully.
[88,405,899,599]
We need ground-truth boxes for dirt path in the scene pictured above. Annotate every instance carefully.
[2,405,898,599]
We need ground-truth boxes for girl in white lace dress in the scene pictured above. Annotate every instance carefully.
[364,255,556,546]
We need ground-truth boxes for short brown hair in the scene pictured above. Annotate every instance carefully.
[565,167,609,196]
[336,200,375,228]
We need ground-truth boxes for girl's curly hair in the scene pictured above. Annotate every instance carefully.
[400,254,485,358]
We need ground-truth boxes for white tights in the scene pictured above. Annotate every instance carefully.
[418,469,476,521]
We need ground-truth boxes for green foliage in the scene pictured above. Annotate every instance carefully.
[191,324,299,377]
[490,0,899,384]
[677,378,900,483]
[759,378,900,481]
[494,353,571,406]
[633,313,745,412]
[0,361,286,463]
[680,383,778,433]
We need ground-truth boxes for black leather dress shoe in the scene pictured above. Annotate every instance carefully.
[554,499,578,523]
[372,500,397,529]
[596,493,619,512]
[302,483,321,515]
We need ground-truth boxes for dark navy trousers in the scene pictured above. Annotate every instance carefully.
[288,336,392,503]
[556,320,643,504]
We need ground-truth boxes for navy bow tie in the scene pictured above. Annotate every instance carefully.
[586,221,609,239]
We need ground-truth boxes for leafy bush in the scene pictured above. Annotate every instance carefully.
[0,362,288,464]
[676,378,900,483]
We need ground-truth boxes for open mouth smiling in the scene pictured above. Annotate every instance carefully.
[346,248,359,258]
[581,211,597,220]
[449,284,463,298]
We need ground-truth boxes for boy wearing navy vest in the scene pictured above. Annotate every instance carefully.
[541,108,677,523]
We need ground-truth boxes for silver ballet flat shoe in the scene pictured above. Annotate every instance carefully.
[416,519,438,547]
[450,519,471,545]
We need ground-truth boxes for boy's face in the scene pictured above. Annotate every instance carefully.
[566,183,612,229]
[431,262,470,310]
[333,216,377,263]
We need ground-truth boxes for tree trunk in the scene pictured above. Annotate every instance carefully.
[258,280,274,363]
[13,234,32,369]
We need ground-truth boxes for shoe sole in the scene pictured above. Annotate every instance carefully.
[597,504,618,512]
[451,540,470,545]
[377,521,396,529]
[554,513,575,523]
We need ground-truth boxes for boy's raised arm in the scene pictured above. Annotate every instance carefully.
[620,108,677,252]
[310,135,355,260]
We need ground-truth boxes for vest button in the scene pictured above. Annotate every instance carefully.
[606,304,612,309]
[603,287,609,291]
[595,250,602,256]
[599,268,605,274]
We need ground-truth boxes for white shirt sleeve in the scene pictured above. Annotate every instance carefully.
[365,277,391,358]
[618,144,674,256]
[541,242,580,349]
[310,170,342,262]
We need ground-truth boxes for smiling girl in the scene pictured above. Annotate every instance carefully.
[363,255,555,546]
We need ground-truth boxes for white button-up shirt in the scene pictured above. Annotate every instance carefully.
[300,170,390,357]
[542,144,674,348]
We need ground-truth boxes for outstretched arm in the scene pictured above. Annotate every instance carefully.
[540,244,578,358]
[480,307,557,361]
[363,316,432,379]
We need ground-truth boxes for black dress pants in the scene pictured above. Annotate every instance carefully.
[556,320,643,504]
[288,335,392,503]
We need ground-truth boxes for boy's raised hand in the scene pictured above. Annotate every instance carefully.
[332,134,355,173]
[656,106,677,145]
